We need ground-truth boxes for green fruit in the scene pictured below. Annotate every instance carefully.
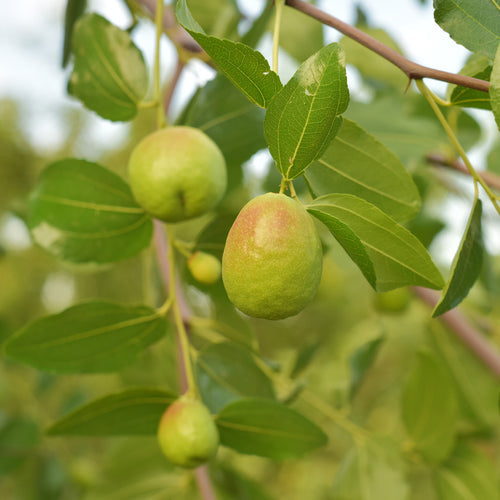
[157,396,219,469]
[187,251,222,285]
[373,288,411,313]
[128,126,227,223]
[222,193,323,320]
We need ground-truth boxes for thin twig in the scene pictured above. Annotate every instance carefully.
[413,286,500,379]
[285,0,490,93]
[426,153,500,192]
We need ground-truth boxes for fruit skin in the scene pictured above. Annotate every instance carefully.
[187,251,222,285]
[157,396,219,469]
[222,193,323,320]
[373,288,411,313]
[128,126,227,222]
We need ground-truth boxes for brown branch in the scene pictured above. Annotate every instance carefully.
[426,153,500,191]
[413,287,500,379]
[285,0,490,93]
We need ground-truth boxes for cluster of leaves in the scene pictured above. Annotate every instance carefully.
[1,0,500,498]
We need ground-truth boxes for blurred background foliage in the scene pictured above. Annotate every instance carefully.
[1,0,500,498]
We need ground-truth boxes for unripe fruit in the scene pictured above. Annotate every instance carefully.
[128,126,227,223]
[187,251,222,285]
[373,288,411,313]
[157,396,219,469]
[222,193,323,320]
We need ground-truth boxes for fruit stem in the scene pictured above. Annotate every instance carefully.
[166,224,199,399]
[272,0,285,74]
[279,177,287,194]
[154,0,167,129]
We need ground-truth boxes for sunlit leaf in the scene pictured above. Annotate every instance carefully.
[47,388,176,436]
[305,118,421,222]
[216,398,327,460]
[402,350,458,462]
[196,342,275,413]
[176,0,282,108]
[28,159,153,264]
[68,13,148,121]
[434,0,500,60]
[433,198,483,317]
[308,194,444,291]
[4,302,167,373]
[264,43,349,179]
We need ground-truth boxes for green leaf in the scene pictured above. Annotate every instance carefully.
[186,0,240,38]
[434,442,500,500]
[4,302,167,373]
[448,54,492,110]
[433,198,483,317]
[28,159,153,265]
[290,341,321,379]
[196,342,275,413]
[307,194,444,291]
[491,44,500,130]
[176,0,282,108]
[402,350,458,463]
[68,13,148,121]
[305,118,421,222]
[331,442,409,500]
[349,335,385,399]
[62,0,87,67]
[178,74,266,188]
[47,388,176,436]
[434,0,500,60]
[216,398,327,460]
[264,43,349,179]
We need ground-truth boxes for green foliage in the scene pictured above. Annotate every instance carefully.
[491,44,500,130]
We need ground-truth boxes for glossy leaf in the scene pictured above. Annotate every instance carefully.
[68,13,148,121]
[434,0,500,60]
[448,54,492,110]
[62,0,87,67]
[434,443,499,500]
[305,118,421,222]
[349,335,385,398]
[307,194,444,291]
[491,44,500,130]
[176,0,282,108]
[196,342,275,413]
[433,198,483,317]
[28,159,153,264]
[264,43,349,179]
[4,301,167,373]
[402,351,458,463]
[216,398,327,460]
[47,388,176,436]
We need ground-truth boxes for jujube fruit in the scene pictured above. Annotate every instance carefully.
[222,192,323,320]
[187,251,222,285]
[157,396,219,469]
[128,126,227,223]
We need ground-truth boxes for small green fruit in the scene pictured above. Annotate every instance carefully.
[187,251,222,285]
[128,126,227,223]
[373,288,411,313]
[157,396,219,469]
[222,193,323,320]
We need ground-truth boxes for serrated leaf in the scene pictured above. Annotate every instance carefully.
[448,54,492,110]
[264,43,349,179]
[4,302,167,373]
[176,0,282,108]
[47,388,176,436]
[68,13,148,121]
[28,159,153,264]
[178,74,266,188]
[433,198,483,317]
[62,0,87,67]
[349,335,385,399]
[196,342,275,413]
[308,194,444,291]
[434,0,500,60]
[491,44,500,130]
[216,398,327,460]
[434,442,499,500]
[305,118,421,222]
[402,350,458,463]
